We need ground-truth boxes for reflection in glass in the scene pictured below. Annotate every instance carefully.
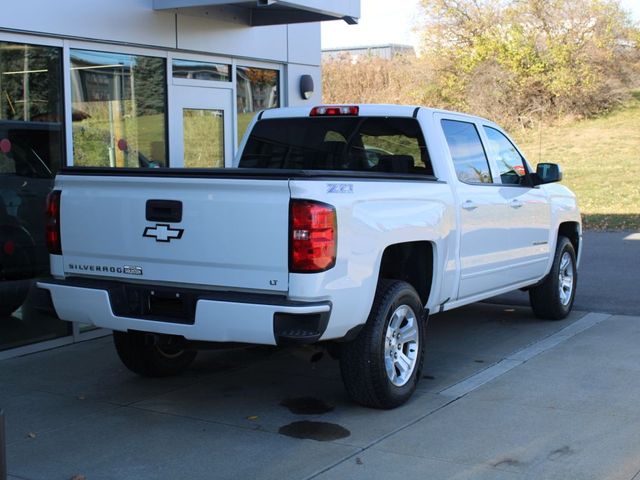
[172,59,230,82]
[441,119,493,184]
[0,41,71,350]
[484,126,527,185]
[70,49,167,168]
[183,109,224,168]
[240,117,432,175]
[236,66,279,143]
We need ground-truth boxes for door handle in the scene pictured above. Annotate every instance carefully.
[510,199,524,209]
[462,200,478,211]
[146,199,183,222]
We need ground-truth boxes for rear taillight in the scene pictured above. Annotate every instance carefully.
[46,190,62,255]
[290,200,337,273]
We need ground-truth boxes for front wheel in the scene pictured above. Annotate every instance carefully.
[340,280,426,409]
[529,236,577,320]
[113,331,197,377]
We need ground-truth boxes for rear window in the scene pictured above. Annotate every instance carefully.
[239,117,433,175]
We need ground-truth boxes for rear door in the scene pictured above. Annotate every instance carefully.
[57,174,290,293]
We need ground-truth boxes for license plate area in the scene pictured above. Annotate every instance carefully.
[109,285,197,325]
[148,291,187,319]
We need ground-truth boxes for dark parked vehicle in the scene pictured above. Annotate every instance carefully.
[0,122,57,317]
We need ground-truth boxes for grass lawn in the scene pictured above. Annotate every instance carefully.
[513,92,640,231]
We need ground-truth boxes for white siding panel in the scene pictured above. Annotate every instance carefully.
[177,14,287,61]
[286,64,321,106]
[287,23,320,66]
[1,0,176,48]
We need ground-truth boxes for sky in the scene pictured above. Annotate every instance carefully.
[321,0,640,50]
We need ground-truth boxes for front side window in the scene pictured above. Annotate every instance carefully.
[441,119,492,184]
[483,126,528,185]
[236,66,279,144]
[70,49,167,168]
[239,116,432,175]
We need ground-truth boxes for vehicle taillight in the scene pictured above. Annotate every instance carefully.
[46,190,62,255]
[290,200,337,273]
[310,105,359,117]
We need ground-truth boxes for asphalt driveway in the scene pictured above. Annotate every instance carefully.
[1,230,639,480]
[488,230,640,315]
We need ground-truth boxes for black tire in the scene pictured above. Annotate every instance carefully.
[113,331,197,377]
[340,280,426,409]
[529,236,577,320]
[0,279,31,318]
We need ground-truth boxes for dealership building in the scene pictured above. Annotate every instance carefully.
[0,0,360,357]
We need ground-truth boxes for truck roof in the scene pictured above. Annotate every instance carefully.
[260,104,493,124]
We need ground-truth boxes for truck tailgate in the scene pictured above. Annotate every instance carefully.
[56,174,290,293]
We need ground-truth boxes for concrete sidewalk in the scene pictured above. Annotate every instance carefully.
[2,303,640,480]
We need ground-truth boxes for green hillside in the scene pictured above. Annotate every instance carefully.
[514,92,640,231]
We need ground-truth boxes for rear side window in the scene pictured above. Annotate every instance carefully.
[441,119,492,184]
[239,117,433,175]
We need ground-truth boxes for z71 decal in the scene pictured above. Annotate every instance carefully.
[326,183,354,194]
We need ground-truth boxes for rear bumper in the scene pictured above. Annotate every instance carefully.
[37,278,331,346]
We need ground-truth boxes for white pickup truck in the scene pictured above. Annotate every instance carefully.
[38,105,581,408]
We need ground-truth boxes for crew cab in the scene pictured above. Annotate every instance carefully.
[38,105,581,409]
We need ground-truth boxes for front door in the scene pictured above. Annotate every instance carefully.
[481,125,552,283]
[438,116,513,300]
[169,86,233,168]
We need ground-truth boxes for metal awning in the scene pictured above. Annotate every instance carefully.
[153,0,360,26]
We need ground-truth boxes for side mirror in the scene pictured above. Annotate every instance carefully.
[534,163,563,185]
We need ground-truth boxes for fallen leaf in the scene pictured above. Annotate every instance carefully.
[70,475,86,480]
[27,432,37,439]
[356,457,363,465]
[77,395,86,400]
[247,415,259,421]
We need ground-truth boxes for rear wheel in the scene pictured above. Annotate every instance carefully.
[113,331,197,377]
[340,280,426,409]
[0,279,31,318]
[529,236,577,320]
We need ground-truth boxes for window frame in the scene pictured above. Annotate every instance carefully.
[170,51,233,89]
[234,60,283,148]
[0,38,66,175]
[63,40,173,168]
[3,36,284,170]
[68,46,170,169]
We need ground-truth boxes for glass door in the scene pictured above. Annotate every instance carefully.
[169,86,233,168]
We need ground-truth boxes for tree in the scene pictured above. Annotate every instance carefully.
[416,0,640,127]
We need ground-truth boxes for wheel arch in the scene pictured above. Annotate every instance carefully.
[378,241,434,306]
[558,221,580,258]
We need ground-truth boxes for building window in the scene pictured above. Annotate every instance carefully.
[0,41,71,349]
[172,59,230,82]
[236,66,279,143]
[70,49,167,168]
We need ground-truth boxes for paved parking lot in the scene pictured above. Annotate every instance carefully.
[2,231,639,479]
[488,231,640,315]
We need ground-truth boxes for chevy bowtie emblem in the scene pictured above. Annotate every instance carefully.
[143,224,184,243]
